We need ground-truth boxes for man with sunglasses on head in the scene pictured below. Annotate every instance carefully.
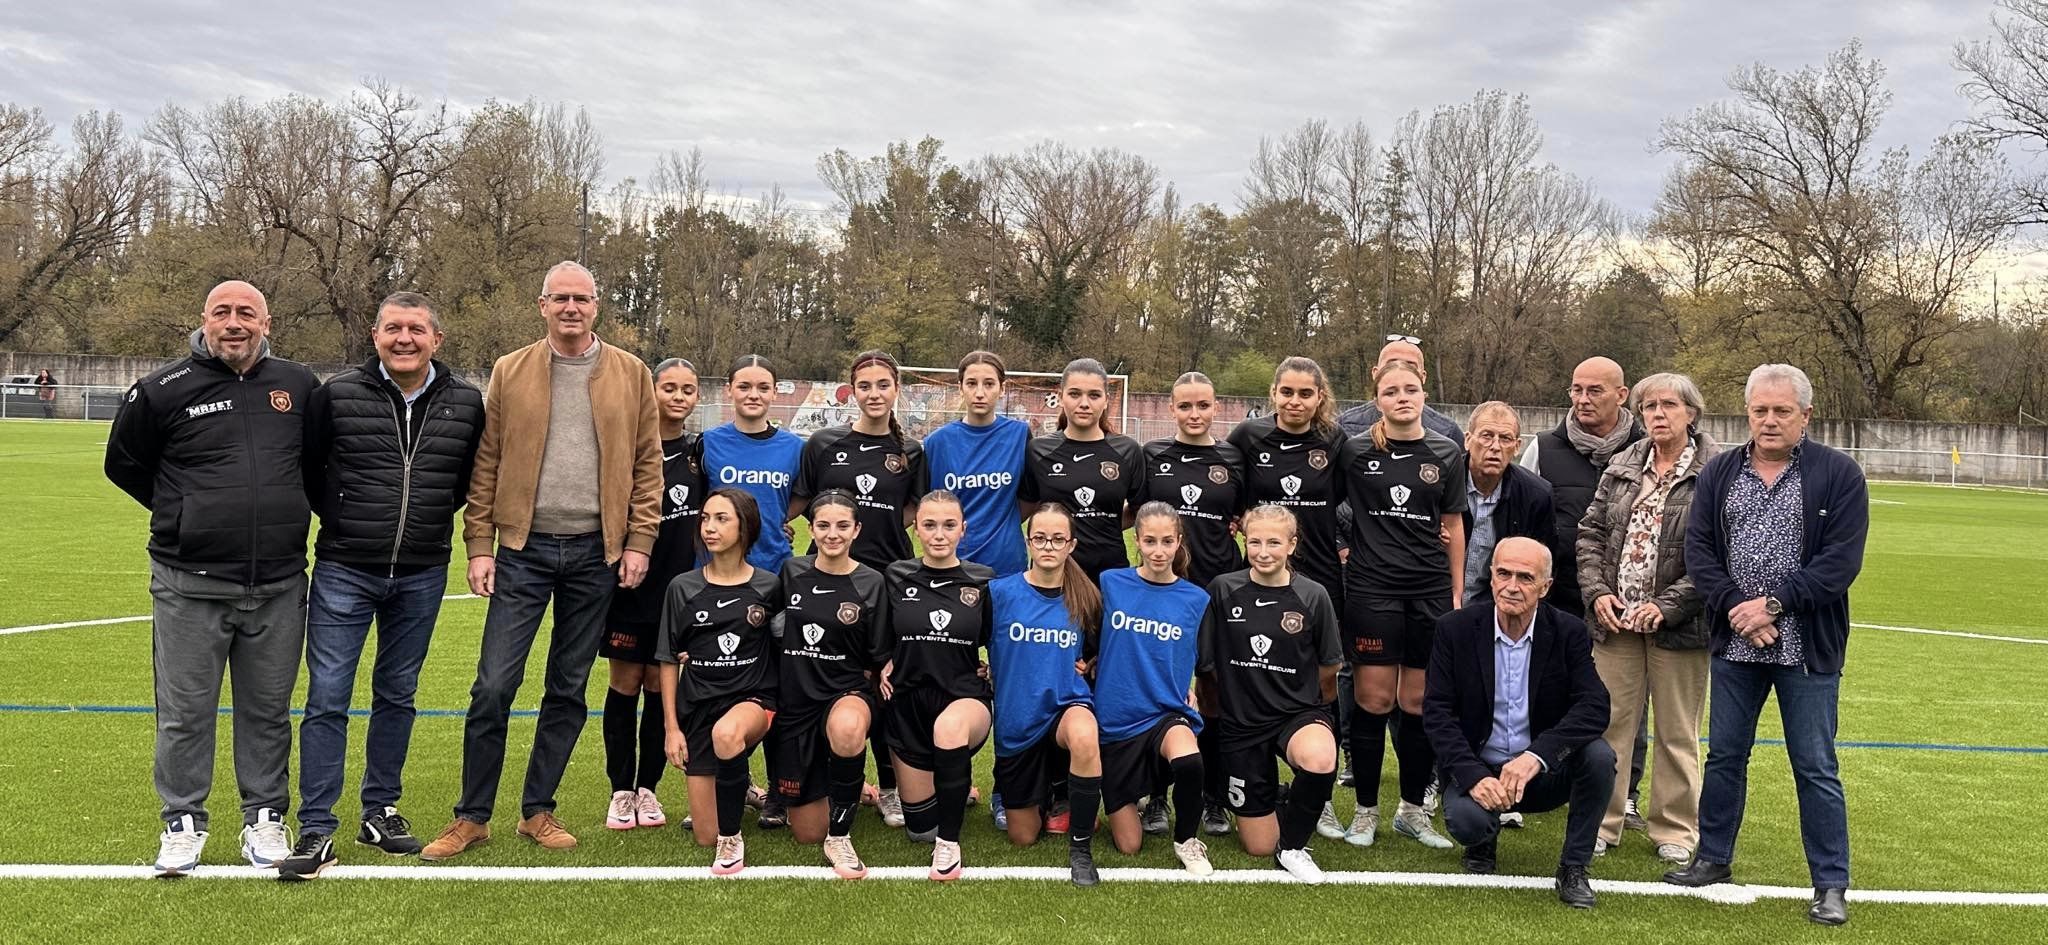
[1336,336,1464,441]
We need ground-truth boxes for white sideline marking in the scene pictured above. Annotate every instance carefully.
[1854,623,2048,646]
[0,863,2043,906]
[0,594,481,636]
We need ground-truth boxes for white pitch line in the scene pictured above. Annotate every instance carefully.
[0,594,482,636]
[0,863,2043,906]
[1855,623,2048,646]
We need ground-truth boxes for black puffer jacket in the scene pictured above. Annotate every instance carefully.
[304,358,484,571]
[104,332,319,586]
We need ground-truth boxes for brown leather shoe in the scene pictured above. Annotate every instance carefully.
[518,811,578,850]
[420,819,489,861]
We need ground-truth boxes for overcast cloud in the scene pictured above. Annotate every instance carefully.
[0,0,2016,219]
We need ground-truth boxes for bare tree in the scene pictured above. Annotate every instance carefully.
[1957,0,2048,222]
[0,110,159,345]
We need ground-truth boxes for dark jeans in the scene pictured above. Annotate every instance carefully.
[454,532,615,822]
[1697,657,1849,888]
[1444,739,1616,867]
[298,560,447,834]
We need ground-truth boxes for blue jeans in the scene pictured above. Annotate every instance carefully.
[1697,657,1849,888]
[455,532,614,822]
[297,560,447,835]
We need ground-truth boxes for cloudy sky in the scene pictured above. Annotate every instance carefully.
[0,0,2021,220]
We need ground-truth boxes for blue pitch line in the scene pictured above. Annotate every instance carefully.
[1,703,2045,755]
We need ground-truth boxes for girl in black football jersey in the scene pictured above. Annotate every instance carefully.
[657,488,783,876]
[790,350,928,568]
[1194,504,1341,884]
[774,491,887,879]
[1141,371,1246,590]
[600,358,702,833]
[1218,356,1346,835]
[1022,358,1144,585]
[879,490,997,882]
[1335,360,1468,852]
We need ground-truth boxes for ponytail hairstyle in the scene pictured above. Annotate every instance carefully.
[705,486,763,555]
[1173,370,1214,390]
[730,353,776,380]
[1369,360,1427,451]
[1055,357,1118,435]
[1270,356,1338,440]
[654,356,698,378]
[958,349,1007,383]
[848,349,906,446]
[917,488,964,517]
[806,488,860,522]
[1133,500,1192,578]
[1027,502,1103,633]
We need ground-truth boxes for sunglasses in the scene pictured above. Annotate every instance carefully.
[1386,334,1422,345]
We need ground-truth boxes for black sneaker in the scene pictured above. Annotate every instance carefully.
[1068,843,1100,887]
[358,807,424,856]
[1202,802,1231,836]
[757,794,789,830]
[277,832,335,881]
[1141,796,1170,836]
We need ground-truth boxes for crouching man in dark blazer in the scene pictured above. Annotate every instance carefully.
[1424,536,1613,908]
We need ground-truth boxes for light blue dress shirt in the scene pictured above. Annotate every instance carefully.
[1480,612,1535,767]
[379,362,436,405]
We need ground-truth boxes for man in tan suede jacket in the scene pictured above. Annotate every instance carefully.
[423,260,662,859]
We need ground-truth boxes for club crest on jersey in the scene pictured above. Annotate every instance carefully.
[1419,463,1441,485]
[1231,606,1243,619]
[746,604,766,627]
[1180,483,1202,506]
[269,390,293,412]
[1209,464,1229,484]
[958,585,980,607]
[1368,460,1381,472]
[1390,484,1412,507]
[694,610,710,624]
[790,592,803,606]
[1100,461,1120,481]
[718,632,740,656]
[905,586,919,599]
[1074,486,1098,507]
[1250,634,1273,658]
[803,622,825,646]
[837,602,861,625]
[1307,449,1328,470]
[1280,475,1302,497]
[668,484,690,508]
[855,473,878,496]
[1281,611,1305,635]
[929,609,952,632]
[1258,452,1271,465]
[834,451,849,466]
[1051,462,1066,476]
[884,453,906,474]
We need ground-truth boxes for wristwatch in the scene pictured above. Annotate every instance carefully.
[1764,596,1784,617]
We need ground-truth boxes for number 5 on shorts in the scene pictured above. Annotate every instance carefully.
[1227,776,1247,810]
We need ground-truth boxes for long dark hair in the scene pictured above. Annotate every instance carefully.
[1133,500,1191,578]
[849,349,905,446]
[704,487,762,557]
[1056,357,1117,435]
[1271,356,1338,440]
[1026,502,1103,633]
[807,488,860,521]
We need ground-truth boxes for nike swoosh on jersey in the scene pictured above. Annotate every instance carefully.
[1390,452,1413,459]
[1071,453,1095,461]
[930,580,954,587]
[716,598,741,607]
[1279,443,1302,451]
[1180,455,1200,462]
[1254,598,1276,606]
[859,444,884,451]
[664,452,686,461]
[812,586,833,594]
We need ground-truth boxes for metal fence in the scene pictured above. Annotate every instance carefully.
[0,383,129,421]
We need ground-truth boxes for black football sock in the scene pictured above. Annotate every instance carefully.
[872,726,896,791]
[903,794,939,837]
[1351,705,1392,807]
[933,746,973,843]
[1169,753,1204,843]
[1279,768,1337,851]
[828,750,866,837]
[1067,775,1101,846]
[715,755,750,836]
[637,689,667,790]
[602,687,637,793]
[1396,710,1435,807]
[1198,724,1226,804]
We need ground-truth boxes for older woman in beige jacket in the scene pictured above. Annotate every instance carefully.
[1576,372,1719,864]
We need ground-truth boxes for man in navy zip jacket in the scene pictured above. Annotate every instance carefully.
[1668,364,1868,928]
[278,292,484,879]
[104,280,319,877]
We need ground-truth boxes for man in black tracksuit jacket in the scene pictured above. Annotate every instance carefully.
[278,291,484,878]
[104,281,319,875]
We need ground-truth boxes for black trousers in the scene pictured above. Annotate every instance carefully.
[1443,738,1615,868]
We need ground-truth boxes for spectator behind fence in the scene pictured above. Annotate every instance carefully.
[1668,363,1869,928]
[421,260,664,862]
[276,291,485,880]
[1575,372,1718,866]
[35,369,56,418]
[103,280,319,877]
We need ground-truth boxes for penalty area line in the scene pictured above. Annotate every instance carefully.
[0,594,482,636]
[0,864,2043,906]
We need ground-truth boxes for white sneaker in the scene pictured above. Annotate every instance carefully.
[1656,842,1691,864]
[607,791,637,830]
[1345,805,1379,847]
[1276,847,1325,884]
[154,815,207,877]
[1594,838,1612,857]
[878,788,906,828]
[711,834,745,876]
[1174,837,1215,877]
[635,788,667,828]
[1315,801,1346,840]
[240,808,291,868]
[1392,803,1452,849]
[1499,811,1525,829]
[929,838,963,881]
[823,835,867,879]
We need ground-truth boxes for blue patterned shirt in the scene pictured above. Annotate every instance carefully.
[1720,440,1805,665]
